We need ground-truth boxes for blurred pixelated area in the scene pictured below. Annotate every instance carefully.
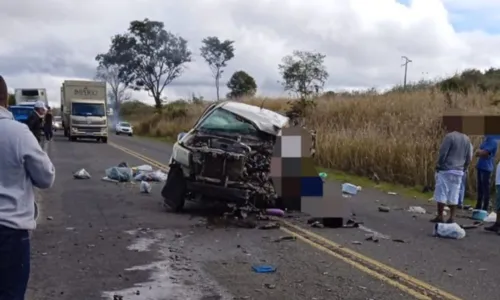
[271,126,345,217]
[442,114,500,136]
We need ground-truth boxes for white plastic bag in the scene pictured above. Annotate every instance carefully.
[433,223,466,239]
[408,206,426,214]
[151,170,168,182]
[136,164,153,172]
[74,168,91,179]
[484,212,497,223]
[140,181,152,194]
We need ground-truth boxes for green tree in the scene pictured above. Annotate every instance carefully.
[8,94,15,106]
[200,36,235,101]
[278,50,329,100]
[226,70,257,99]
[95,18,192,110]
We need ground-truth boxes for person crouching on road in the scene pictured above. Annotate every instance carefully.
[474,135,498,211]
[26,101,47,143]
[43,106,53,141]
[0,75,56,300]
[431,121,472,223]
[484,161,500,232]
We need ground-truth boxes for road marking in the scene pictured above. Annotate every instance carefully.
[108,141,463,300]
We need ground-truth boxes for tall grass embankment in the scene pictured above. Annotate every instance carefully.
[121,89,500,195]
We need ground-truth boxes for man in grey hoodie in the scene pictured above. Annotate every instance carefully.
[0,76,55,300]
[431,118,472,224]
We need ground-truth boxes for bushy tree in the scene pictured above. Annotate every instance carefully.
[95,19,192,110]
[226,70,257,99]
[278,50,329,100]
[200,36,235,101]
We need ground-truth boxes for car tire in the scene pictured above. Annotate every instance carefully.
[128,133,133,137]
[115,131,119,135]
[102,137,108,143]
[162,165,186,212]
[70,136,77,142]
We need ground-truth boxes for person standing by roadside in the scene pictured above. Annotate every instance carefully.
[431,121,472,223]
[43,106,53,142]
[475,135,498,211]
[0,76,55,299]
[26,101,46,143]
[484,160,500,232]
[458,142,474,207]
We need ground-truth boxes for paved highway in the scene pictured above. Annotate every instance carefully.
[26,133,496,300]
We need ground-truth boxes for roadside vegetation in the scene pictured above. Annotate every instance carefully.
[95,18,500,197]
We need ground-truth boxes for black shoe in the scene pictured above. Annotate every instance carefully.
[484,223,500,232]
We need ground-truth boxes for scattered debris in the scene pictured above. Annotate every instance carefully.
[101,176,119,183]
[342,183,359,196]
[264,283,276,289]
[311,221,324,228]
[265,208,285,217]
[113,295,124,300]
[104,162,168,183]
[73,168,90,179]
[139,181,152,194]
[392,239,406,243]
[273,236,296,242]
[387,192,397,195]
[351,241,362,245]
[258,222,280,230]
[433,223,466,239]
[365,235,379,243]
[252,265,276,273]
[378,205,390,213]
[46,216,53,221]
[174,232,182,238]
[408,206,426,214]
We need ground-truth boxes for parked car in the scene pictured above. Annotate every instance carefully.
[53,116,62,131]
[115,122,133,136]
[161,100,316,212]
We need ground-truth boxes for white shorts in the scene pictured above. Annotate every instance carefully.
[434,172,462,205]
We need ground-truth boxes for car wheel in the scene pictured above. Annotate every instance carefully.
[161,165,186,212]
[102,137,108,143]
[115,131,119,135]
[128,133,132,136]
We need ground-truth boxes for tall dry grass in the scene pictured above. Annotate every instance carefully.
[125,89,500,194]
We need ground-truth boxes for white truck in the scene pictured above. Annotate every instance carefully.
[61,80,109,143]
[14,88,48,107]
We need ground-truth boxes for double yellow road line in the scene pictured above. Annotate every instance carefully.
[108,141,462,300]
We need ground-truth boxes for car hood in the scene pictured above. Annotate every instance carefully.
[221,102,289,136]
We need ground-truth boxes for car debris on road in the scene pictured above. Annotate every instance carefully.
[102,162,168,184]
[73,168,91,179]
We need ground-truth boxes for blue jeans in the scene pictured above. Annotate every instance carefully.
[0,225,30,300]
[476,169,492,211]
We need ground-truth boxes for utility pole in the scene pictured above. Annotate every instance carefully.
[401,56,412,89]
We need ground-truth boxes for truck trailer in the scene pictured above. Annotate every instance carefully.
[14,88,48,107]
[61,80,109,143]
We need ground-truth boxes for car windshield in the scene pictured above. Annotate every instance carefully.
[198,108,259,136]
[54,116,61,121]
[119,122,130,127]
[72,103,105,117]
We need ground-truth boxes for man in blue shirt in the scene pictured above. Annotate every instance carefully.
[475,135,498,211]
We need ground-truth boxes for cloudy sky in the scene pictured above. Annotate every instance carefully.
[2,0,500,107]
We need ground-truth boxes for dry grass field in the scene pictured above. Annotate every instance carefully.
[122,88,500,194]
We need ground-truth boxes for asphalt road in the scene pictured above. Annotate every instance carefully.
[27,132,413,300]
[106,133,500,300]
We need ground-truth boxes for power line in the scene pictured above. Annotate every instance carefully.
[401,56,412,89]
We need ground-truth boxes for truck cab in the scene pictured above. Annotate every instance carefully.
[61,80,109,143]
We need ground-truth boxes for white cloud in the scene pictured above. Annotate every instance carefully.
[1,0,500,107]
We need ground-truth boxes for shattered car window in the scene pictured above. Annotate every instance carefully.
[198,108,258,135]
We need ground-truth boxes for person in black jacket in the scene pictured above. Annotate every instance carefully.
[26,101,46,143]
[43,106,53,141]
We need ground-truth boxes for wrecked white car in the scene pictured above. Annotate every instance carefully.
[162,101,301,212]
